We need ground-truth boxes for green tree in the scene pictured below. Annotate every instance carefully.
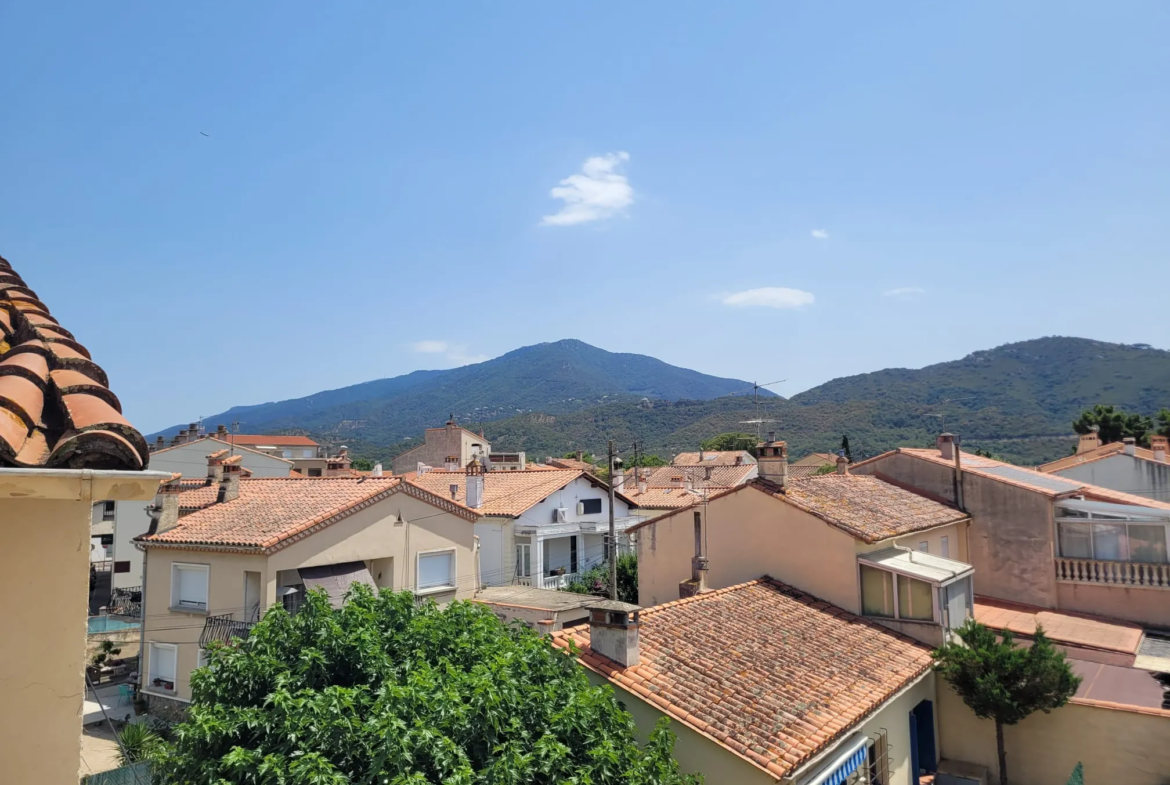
[117,722,163,767]
[563,451,596,465]
[626,453,667,468]
[157,587,700,784]
[90,639,121,668]
[933,620,1080,785]
[1156,408,1170,438]
[840,435,852,463]
[699,432,759,455]
[1072,404,1153,446]
[564,553,638,605]
[350,457,375,472]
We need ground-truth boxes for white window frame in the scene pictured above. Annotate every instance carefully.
[515,543,532,578]
[858,565,943,625]
[940,535,950,558]
[302,449,315,458]
[917,541,929,553]
[147,642,178,694]
[170,562,210,613]
[416,548,456,595]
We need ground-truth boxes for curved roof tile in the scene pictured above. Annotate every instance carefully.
[0,255,148,470]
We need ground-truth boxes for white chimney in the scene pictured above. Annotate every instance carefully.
[1123,437,1137,456]
[372,463,383,477]
[937,433,956,461]
[587,601,641,667]
[466,457,484,509]
[1151,435,1168,463]
[757,434,789,488]
[612,459,624,491]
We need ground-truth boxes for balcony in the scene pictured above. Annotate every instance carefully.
[199,613,256,647]
[516,571,582,590]
[1055,557,1170,589]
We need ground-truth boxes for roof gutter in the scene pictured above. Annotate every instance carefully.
[0,467,172,501]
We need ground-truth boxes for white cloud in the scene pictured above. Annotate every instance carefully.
[541,152,633,226]
[411,340,488,366]
[883,286,926,299]
[721,287,815,310]
[811,229,829,240]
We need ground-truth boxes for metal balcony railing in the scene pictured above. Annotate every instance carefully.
[199,613,256,647]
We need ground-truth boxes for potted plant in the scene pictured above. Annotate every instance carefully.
[552,566,566,576]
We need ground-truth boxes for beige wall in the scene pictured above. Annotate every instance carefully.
[1055,581,1170,627]
[938,683,1170,785]
[142,491,477,702]
[636,487,861,612]
[0,471,162,785]
[586,667,937,785]
[853,454,1058,609]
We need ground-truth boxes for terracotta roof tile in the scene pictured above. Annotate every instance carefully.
[670,451,756,466]
[551,579,933,779]
[225,434,320,448]
[621,487,700,509]
[149,435,294,464]
[0,256,148,469]
[778,475,969,543]
[406,468,586,517]
[546,457,596,471]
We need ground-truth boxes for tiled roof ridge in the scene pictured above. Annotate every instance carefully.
[149,435,294,463]
[0,256,148,469]
[625,483,751,532]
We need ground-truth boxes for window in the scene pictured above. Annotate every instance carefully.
[197,648,209,669]
[302,449,315,458]
[516,543,531,578]
[148,643,177,692]
[282,449,293,458]
[898,576,935,621]
[101,501,115,521]
[580,498,603,515]
[418,550,455,592]
[308,468,322,477]
[171,563,209,611]
[1058,521,1169,564]
[917,541,929,553]
[860,565,894,618]
[1130,525,1169,563]
[940,535,950,559]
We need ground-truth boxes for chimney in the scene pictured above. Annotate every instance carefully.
[466,457,484,509]
[153,435,165,452]
[612,460,625,491]
[449,483,458,499]
[445,455,459,472]
[699,449,705,462]
[671,474,685,488]
[1151,435,1168,463]
[586,600,641,667]
[177,428,188,444]
[189,423,199,441]
[703,466,712,481]
[206,449,228,486]
[756,433,789,489]
[638,474,648,494]
[216,424,228,440]
[372,463,383,477]
[147,474,185,535]
[217,457,242,504]
[1123,437,1137,456]
[836,454,849,475]
[576,450,584,462]
[1076,426,1101,454]
[679,509,708,598]
[937,433,956,461]
[734,454,743,466]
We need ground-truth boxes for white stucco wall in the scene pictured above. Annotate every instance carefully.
[1052,454,1170,503]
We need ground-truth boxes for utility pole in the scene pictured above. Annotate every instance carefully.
[608,439,617,600]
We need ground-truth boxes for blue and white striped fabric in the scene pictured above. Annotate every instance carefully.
[796,733,869,785]
[820,745,867,785]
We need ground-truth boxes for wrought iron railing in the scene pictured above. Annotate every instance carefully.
[109,586,142,618]
[199,613,256,647]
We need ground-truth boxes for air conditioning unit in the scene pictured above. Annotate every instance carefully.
[576,502,585,516]
[555,508,569,523]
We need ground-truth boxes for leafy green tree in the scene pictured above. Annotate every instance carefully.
[812,463,836,476]
[840,435,852,463]
[1072,404,1153,446]
[699,432,759,455]
[563,451,596,465]
[564,553,638,605]
[1156,408,1170,438]
[158,587,699,785]
[626,454,667,468]
[350,457,375,472]
[933,620,1080,785]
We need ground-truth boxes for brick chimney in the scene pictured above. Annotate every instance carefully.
[757,432,788,488]
[836,454,849,475]
[1123,437,1137,456]
[148,474,185,535]
[1151,435,1168,463]
[216,424,228,440]
[153,435,165,452]
[1076,426,1101,454]
[937,433,956,461]
[206,449,228,486]
[466,457,484,509]
[679,509,708,598]
[217,456,242,504]
[637,470,648,495]
[586,600,641,667]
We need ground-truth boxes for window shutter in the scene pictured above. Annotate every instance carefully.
[418,552,453,590]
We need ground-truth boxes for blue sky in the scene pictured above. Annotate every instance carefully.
[2,2,1168,433]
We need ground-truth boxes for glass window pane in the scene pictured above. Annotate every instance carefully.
[860,566,893,617]
[1056,506,1089,518]
[1092,523,1128,561]
[418,552,453,589]
[944,578,971,629]
[1128,525,1168,564]
[898,576,935,621]
[1059,522,1092,559]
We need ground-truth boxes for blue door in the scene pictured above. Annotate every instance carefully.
[909,699,937,777]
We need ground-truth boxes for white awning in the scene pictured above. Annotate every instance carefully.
[299,561,376,607]
[795,733,868,785]
[859,547,973,585]
[1055,497,1170,522]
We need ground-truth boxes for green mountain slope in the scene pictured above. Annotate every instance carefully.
[151,339,774,442]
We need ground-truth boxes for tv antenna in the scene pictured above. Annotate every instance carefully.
[727,379,785,438]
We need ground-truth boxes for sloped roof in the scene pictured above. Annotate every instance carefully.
[546,457,596,471]
[406,468,593,517]
[1037,441,1163,473]
[790,452,840,467]
[779,474,969,543]
[150,436,294,465]
[670,450,756,466]
[858,448,1170,510]
[634,463,757,489]
[225,434,319,448]
[621,487,701,509]
[551,579,933,780]
[0,256,149,469]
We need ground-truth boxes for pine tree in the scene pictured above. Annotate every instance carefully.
[933,620,1080,785]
